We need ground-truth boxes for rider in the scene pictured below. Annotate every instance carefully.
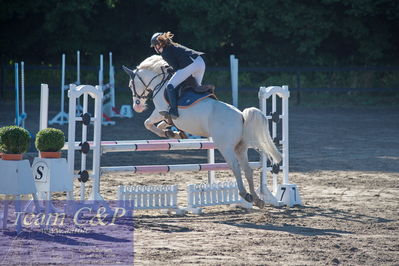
[150,31,205,119]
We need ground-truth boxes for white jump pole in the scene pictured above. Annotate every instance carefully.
[76,50,80,85]
[91,85,103,201]
[62,138,211,152]
[99,54,103,86]
[207,137,216,183]
[99,53,116,125]
[230,55,239,107]
[80,91,88,200]
[259,89,267,195]
[48,54,67,125]
[61,54,65,116]
[14,63,19,126]
[60,54,66,121]
[49,51,82,125]
[67,84,77,200]
[39,84,49,130]
[101,162,262,174]
[75,51,83,116]
[109,52,116,114]
[271,93,278,193]
[282,85,289,185]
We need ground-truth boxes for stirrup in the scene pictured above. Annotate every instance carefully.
[169,111,179,120]
[168,107,179,119]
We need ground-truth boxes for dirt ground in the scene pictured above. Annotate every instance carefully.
[1,99,399,265]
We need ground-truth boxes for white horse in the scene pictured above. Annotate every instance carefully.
[123,55,282,208]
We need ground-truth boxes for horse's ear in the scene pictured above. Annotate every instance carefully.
[122,65,135,79]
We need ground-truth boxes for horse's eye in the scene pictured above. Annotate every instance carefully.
[135,99,141,105]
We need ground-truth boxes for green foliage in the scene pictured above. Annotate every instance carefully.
[0,126,31,154]
[163,0,399,66]
[0,127,3,153]
[35,128,65,152]
[203,70,230,89]
[0,0,398,67]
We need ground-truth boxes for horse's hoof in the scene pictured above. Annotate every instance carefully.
[164,129,175,138]
[159,111,173,124]
[254,199,265,209]
[178,131,188,139]
[240,192,253,203]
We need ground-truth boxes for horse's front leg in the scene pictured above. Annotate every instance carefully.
[156,121,186,139]
[144,111,186,139]
[156,121,170,131]
[144,111,167,138]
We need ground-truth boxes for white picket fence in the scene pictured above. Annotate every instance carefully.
[118,185,179,210]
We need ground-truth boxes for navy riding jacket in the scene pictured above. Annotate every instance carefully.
[161,43,204,71]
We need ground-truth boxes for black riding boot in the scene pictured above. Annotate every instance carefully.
[166,84,179,119]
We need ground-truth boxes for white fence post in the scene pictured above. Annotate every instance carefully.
[39,84,49,130]
[230,55,239,107]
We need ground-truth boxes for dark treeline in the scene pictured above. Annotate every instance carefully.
[1,0,399,68]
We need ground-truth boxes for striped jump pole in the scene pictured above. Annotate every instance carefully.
[101,141,215,153]
[62,138,217,184]
[101,162,262,174]
[63,139,215,153]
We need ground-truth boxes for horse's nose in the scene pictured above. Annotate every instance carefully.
[133,102,145,113]
[133,104,141,113]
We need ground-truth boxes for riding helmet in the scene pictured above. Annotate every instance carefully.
[150,32,162,47]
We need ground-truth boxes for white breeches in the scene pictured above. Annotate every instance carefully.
[167,56,205,88]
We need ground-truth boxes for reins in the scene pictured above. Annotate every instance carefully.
[131,66,172,101]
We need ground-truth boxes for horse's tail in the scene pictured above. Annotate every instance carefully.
[242,107,282,164]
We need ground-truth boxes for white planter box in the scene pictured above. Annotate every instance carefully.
[0,159,38,233]
[31,158,72,193]
[0,159,36,195]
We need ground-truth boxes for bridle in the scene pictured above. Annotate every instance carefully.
[130,66,171,103]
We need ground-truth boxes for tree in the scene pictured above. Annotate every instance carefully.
[163,0,399,66]
[0,0,398,67]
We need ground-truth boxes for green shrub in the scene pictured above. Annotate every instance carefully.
[0,126,31,154]
[0,127,4,153]
[35,128,65,152]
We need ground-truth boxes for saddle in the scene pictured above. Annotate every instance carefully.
[177,76,215,96]
[162,76,216,112]
[160,76,216,137]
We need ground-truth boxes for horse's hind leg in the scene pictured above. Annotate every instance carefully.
[235,141,265,208]
[217,146,253,203]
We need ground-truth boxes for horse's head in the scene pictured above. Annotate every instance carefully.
[122,66,154,112]
[123,56,169,113]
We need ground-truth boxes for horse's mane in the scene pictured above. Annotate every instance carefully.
[137,55,167,73]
